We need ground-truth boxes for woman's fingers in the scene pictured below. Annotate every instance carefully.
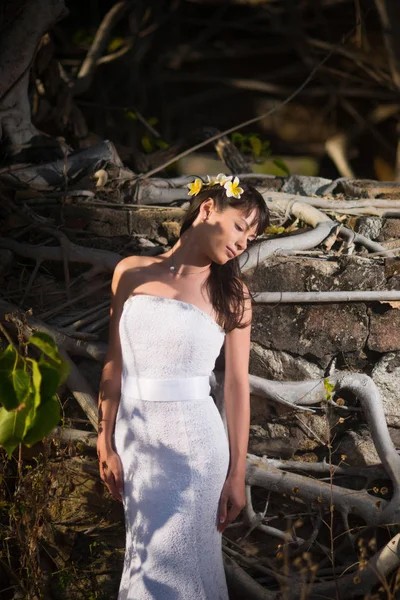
[218,501,244,533]
[99,455,124,503]
[217,493,228,531]
[104,471,123,502]
[217,492,228,532]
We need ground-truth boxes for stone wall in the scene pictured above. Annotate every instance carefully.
[242,254,400,464]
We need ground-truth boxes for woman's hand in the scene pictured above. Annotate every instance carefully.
[217,472,246,533]
[97,446,124,503]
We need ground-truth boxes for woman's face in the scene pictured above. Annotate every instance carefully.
[199,200,259,264]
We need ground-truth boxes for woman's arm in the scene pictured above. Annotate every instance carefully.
[217,285,252,531]
[97,258,127,451]
[97,256,134,501]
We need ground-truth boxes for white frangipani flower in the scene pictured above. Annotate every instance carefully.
[224,176,244,198]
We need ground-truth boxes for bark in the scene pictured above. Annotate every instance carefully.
[0,140,123,189]
[0,0,67,154]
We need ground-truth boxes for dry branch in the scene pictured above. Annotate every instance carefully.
[303,533,400,600]
[252,290,400,303]
[0,236,120,273]
[0,299,107,362]
[0,140,123,190]
[246,456,389,525]
[59,350,99,431]
[74,1,132,96]
[222,554,275,600]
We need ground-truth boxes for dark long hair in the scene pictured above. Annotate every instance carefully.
[180,181,269,332]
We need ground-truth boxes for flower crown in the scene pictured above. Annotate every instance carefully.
[187,173,244,199]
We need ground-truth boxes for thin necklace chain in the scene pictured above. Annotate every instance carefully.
[169,250,211,276]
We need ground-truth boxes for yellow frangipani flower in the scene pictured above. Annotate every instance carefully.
[187,178,203,196]
[224,176,244,198]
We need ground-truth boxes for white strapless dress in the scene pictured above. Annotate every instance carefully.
[113,294,230,600]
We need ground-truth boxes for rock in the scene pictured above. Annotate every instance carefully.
[249,422,295,459]
[250,342,323,380]
[247,255,385,293]
[252,303,368,365]
[138,237,156,247]
[371,353,400,426]
[384,257,400,279]
[281,174,332,196]
[378,219,400,242]
[354,217,383,240]
[337,428,380,466]
[160,220,181,242]
[368,309,400,353]
[50,205,184,237]
[248,411,330,457]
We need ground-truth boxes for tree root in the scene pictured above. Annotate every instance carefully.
[301,533,400,600]
[222,554,276,600]
[246,455,390,525]
[252,290,400,303]
[0,236,120,273]
[241,221,337,273]
[0,140,122,189]
[245,372,400,500]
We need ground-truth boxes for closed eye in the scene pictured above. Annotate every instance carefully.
[236,223,257,243]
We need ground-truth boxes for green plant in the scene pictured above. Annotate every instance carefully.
[231,132,271,162]
[125,112,169,153]
[231,132,291,174]
[0,330,70,457]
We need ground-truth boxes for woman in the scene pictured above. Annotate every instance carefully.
[97,174,269,600]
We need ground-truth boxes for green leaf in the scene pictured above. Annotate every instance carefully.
[262,140,272,157]
[155,139,169,149]
[23,360,42,436]
[38,359,62,399]
[248,135,262,158]
[323,378,335,393]
[12,369,31,407]
[231,132,244,144]
[23,396,61,447]
[147,117,158,126]
[265,225,286,235]
[0,346,20,410]
[0,405,30,457]
[273,158,291,176]
[126,111,137,121]
[0,334,69,454]
[29,332,60,363]
[141,135,154,153]
[107,37,125,52]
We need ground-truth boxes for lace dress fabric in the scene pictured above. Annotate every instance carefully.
[114,295,230,600]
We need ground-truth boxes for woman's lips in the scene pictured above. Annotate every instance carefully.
[226,246,236,258]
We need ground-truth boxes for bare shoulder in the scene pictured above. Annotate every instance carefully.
[225,280,252,340]
[111,254,157,303]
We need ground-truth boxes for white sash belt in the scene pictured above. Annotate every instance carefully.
[122,375,211,402]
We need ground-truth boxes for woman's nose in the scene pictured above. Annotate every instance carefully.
[236,235,247,251]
